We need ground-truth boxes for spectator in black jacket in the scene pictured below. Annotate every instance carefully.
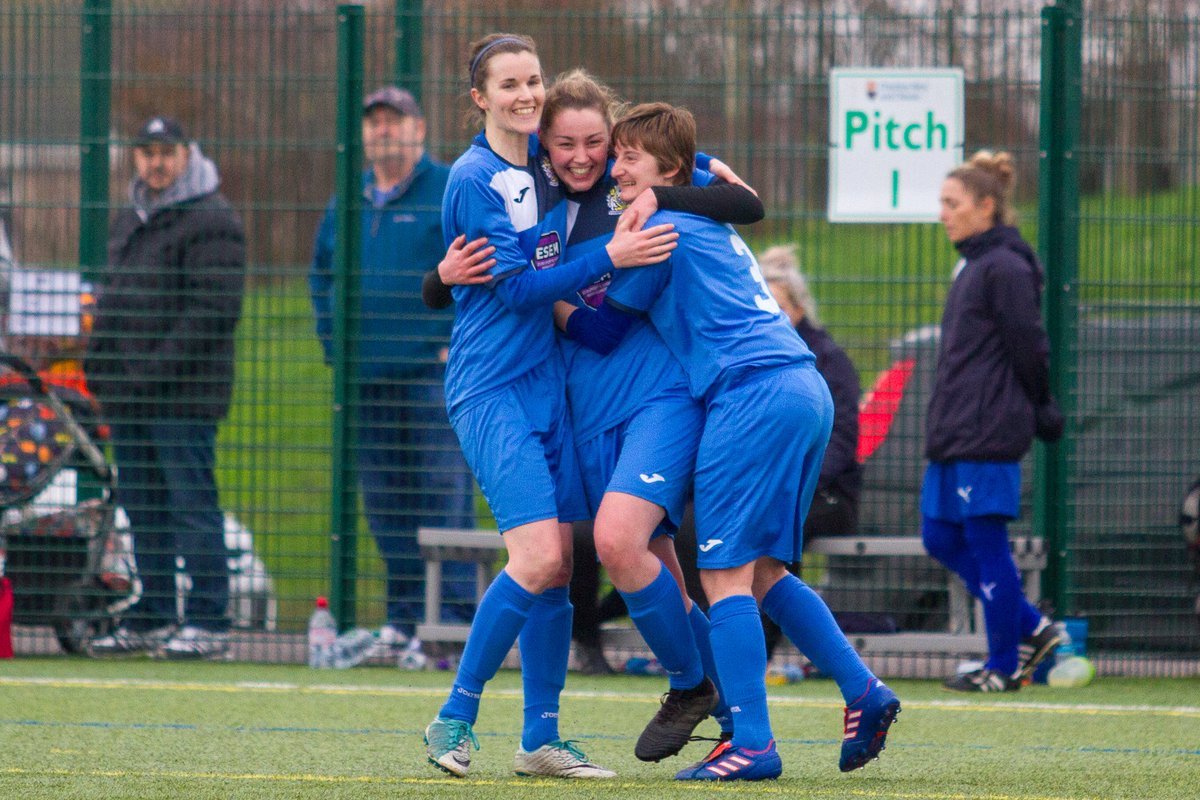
[85,116,245,660]
[923,150,1065,693]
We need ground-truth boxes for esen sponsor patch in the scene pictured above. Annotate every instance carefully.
[534,231,561,271]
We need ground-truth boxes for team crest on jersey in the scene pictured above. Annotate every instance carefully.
[534,231,561,271]
[539,154,560,187]
[606,185,626,215]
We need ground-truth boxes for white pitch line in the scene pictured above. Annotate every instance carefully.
[1,675,1198,717]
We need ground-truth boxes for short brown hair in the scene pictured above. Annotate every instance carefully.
[610,102,694,187]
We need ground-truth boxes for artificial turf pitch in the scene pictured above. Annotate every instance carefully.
[1,658,1196,799]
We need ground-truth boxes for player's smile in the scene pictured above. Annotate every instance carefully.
[611,143,672,203]
[546,107,609,193]
[473,51,545,139]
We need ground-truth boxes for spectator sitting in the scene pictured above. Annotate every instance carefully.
[757,245,864,657]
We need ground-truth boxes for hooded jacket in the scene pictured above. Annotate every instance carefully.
[85,144,245,421]
[924,224,1053,462]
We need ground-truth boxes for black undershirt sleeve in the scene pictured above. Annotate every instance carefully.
[651,181,765,225]
[422,268,454,310]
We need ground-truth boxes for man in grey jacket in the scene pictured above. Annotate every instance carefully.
[86,116,245,660]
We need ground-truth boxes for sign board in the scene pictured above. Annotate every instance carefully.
[7,268,83,336]
[828,67,964,222]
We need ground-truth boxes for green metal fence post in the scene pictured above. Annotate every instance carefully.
[330,3,365,631]
[79,0,111,282]
[394,0,424,102]
[1035,0,1082,616]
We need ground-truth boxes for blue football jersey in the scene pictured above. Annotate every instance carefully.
[542,166,717,441]
[441,133,561,414]
[605,211,814,400]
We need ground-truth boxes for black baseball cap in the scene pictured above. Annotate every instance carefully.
[134,116,186,146]
[363,86,422,118]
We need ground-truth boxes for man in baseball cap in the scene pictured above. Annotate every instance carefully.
[308,86,478,644]
[363,86,422,118]
[134,115,187,147]
[85,113,244,660]
[129,116,193,196]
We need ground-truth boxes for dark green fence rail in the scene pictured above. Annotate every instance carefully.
[0,0,1196,672]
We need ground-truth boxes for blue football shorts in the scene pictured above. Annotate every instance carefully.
[576,384,703,533]
[920,460,1021,523]
[450,359,588,532]
[693,363,833,570]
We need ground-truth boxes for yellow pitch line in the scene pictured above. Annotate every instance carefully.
[0,767,1104,799]
[1,675,1197,719]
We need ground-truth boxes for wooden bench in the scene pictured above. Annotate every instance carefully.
[415,526,503,643]
[416,526,1046,658]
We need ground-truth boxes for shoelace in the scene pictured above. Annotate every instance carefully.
[655,685,708,722]
[699,740,733,764]
[445,720,481,751]
[550,740,589,762]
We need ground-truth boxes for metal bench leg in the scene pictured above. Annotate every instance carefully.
[425,560,443,626]
[948,576,973,634]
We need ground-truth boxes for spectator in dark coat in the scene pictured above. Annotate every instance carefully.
[85,116,245,660]
[923,150,1065,693]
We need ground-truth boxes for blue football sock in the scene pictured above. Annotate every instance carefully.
[518,586,571,751]
[440,570,536,723]
[965,516,1024,674]
[922,516,981,598]
[761,573,873,705]
[688,603,732,732]
[925,515,1044,648]
[620,564,704,689]
[708,595,772,750]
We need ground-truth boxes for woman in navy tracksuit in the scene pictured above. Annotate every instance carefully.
[923,150,1066,693]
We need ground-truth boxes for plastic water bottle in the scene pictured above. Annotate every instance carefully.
[332,628,377,669]
[766,664,806,686]
[307,596,337,668]
[624,657,667,676]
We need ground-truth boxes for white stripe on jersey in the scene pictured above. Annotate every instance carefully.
[488,168,538,233]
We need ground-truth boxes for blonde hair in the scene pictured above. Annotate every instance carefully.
[758,244,820,327]
[947,149,1017,225]
[542,68,626,137]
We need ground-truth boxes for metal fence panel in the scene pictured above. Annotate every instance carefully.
[0,0,1195,673]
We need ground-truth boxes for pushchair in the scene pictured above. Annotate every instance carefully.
[0,351,138,653]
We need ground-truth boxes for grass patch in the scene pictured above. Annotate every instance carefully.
[1,658,1197,799]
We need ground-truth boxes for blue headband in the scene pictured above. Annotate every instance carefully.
[469,36,530,86]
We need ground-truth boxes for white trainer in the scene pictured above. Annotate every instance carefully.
[424,717,477,778]
[514,740,616,779]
